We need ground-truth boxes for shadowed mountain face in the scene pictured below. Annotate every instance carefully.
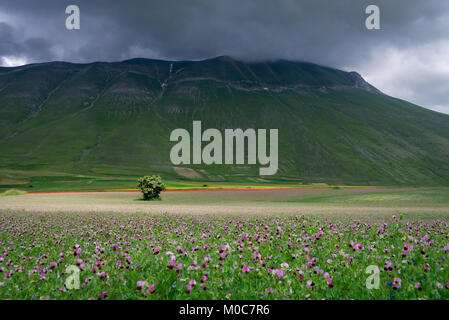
[0,56,448,185]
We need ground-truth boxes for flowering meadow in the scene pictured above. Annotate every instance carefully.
[1,212,449,300]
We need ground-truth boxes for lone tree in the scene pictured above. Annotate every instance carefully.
[137,175,166,200]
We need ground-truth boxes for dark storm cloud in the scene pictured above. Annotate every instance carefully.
[0,22,53,62]
[0,0,449,113]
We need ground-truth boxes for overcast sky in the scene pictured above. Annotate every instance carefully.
[1,0,449,114]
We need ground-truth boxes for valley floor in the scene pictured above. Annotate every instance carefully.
[1,187,448,300]
[1,187,448,218]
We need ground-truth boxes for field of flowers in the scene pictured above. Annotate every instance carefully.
[0,212,448,300]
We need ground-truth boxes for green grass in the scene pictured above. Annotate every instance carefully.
[276,189,449,204]
[0,167,339,193]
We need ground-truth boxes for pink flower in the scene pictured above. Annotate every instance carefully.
[186,285,193,294]
[384,261,393,272]
[443,243,449,252]
[242,266,250,273]
[98,272,109,280]
[274,269,284,279]
[144,283,155,295]
[306,280,314,289]
[167,259,176,270]
[280,263,289,268]
[136,281,148,291]
[393,277,401,290]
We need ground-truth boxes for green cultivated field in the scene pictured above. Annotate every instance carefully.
[0,168,310,193]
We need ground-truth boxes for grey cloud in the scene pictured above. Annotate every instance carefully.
[0,0,449,113]
[0,21,54,62]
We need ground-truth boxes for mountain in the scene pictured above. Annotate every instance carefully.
[0,56,448,186]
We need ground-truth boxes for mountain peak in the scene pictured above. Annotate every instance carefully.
[347,71,380,94]
[1,56,380,94]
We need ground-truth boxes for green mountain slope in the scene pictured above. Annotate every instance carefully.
[0,56,448,186]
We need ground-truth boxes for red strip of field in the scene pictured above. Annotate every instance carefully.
[26,187,378,195]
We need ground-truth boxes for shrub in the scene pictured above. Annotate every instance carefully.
[0,189,27,197]
[137,175,166,200]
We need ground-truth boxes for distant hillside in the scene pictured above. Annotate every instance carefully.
[0,56,448,186]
